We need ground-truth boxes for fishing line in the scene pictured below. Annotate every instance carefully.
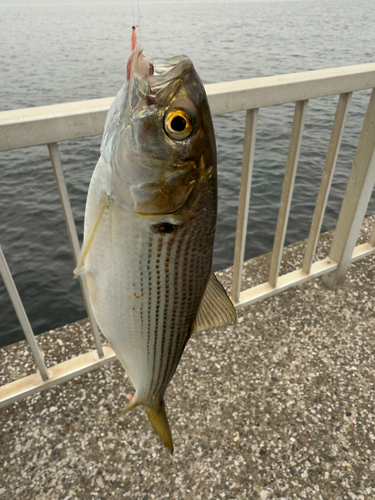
[131,0,142,45]
[137,0,142,44]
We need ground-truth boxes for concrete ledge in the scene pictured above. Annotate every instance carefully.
[0,215,374,499]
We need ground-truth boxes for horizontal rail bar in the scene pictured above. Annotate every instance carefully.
[1,63,375,151]
[238,257,338,309]
[235,241,375,309]
[0,98,113,152]
[0,247,49,381]
[0,346,116,408]
[351,242,375,262]
[208,63,375,115]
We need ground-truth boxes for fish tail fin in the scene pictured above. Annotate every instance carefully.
[146,401,174,453]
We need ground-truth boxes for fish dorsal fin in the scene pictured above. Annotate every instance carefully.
[191,272,237,334]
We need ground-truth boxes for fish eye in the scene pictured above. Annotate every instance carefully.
[164,109,193,141]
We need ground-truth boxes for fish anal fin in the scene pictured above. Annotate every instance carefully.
[116,394,138,421]
[146,401,174,453]
[73,194,110,277]
[191,272,237,334]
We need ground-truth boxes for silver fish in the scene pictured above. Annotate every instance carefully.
[76,41,236,452]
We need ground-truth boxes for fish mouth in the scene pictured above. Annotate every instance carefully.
[127,44,154,81]
[128,45,193,111]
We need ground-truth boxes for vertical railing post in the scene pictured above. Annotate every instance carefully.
[269,100,308,288]
[302,93,352,274]
[48,143,104,357]
[232,108,258,304]
[0,247,49,381]
[323,88,375,289]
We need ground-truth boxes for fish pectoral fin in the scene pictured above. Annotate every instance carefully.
[191,272,237,334]
[146,402,174,453]
[73,194,110,278]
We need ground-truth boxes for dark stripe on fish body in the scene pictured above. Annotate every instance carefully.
[167,230,191,386]
[149,236,163,396]
[154,234,174,399]
[160,233,180,395]
[183,227,203,340]
[163,221,205,397]
[152,231,179,400]
[139,253,144,337]
[172,235,190,375]
[156,227,188,399]
[146,236,153,366]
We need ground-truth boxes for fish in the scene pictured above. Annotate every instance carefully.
[75,29,237,453]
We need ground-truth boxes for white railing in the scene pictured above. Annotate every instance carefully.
[1,63,375,408]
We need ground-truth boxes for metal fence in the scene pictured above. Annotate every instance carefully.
[1,63,375,408]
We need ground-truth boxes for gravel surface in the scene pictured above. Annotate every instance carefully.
[0,216,374,500]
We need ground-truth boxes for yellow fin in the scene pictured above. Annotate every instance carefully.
[73,194,110,277]
[146,402,174,453]
[191,272,237,334]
